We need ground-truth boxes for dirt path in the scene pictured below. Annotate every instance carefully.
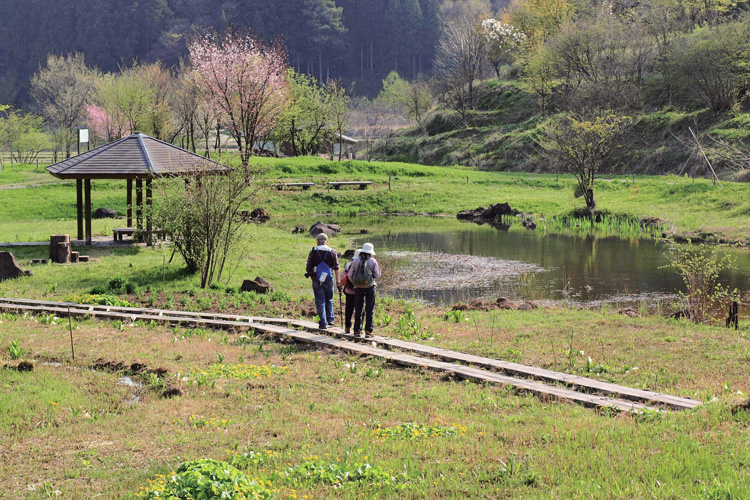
[0,180,72,190]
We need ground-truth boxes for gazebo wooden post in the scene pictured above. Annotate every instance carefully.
[146,179,153,246]
[135,179,143,231]
[84,179,92,245]
[76,179,84,241]
[126,179,133,228]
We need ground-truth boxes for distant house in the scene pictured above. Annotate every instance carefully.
[278,132,359,159]
[324,134,359,160]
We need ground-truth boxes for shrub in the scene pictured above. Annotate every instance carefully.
[107,276,126,291]
[667,243,739,323]
[137,459,276,500]
[70,294,133,307]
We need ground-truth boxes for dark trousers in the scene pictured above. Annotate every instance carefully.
[344,292,357,331]
[354,286,376,333]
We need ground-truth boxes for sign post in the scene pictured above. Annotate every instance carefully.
[77,128,89,155]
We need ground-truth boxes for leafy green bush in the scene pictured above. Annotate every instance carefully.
[666,244,739,323]
[137,459,276,500]
[107,276,126,291]
[70,294,133,307]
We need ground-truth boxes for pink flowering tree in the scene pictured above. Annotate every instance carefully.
[85,103,129,143]
[188,33,290,167]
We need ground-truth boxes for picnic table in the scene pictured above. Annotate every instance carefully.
[113,227,166,242]
[328,181,373,190]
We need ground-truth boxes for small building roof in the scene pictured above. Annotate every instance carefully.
[47,132,231,180]
[338,134,358,144]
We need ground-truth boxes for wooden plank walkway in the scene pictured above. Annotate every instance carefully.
[0,297,702,412]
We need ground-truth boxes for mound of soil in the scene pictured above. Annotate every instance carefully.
[452,297,538,311]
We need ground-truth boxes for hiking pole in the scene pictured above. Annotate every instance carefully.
[339,289,344,329]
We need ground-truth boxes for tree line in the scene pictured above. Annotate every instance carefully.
[0,0,499,105]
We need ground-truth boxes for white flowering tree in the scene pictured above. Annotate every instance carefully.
[480,19,527,78]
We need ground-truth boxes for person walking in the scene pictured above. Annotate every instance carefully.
[306,233,340,329]
[339,249,362,334]
[347,243,381,337]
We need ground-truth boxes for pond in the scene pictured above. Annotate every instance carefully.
[353,218,750,307]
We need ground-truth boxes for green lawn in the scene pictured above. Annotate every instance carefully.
[0,306,748,499]
[1,156,749,243]
[1,155,749,499]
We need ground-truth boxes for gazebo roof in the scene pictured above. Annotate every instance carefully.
[47,132,231,180]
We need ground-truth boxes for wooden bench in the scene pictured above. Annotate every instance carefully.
[113,228,166,242]
[328,181,373,190]
[278,182,315,190]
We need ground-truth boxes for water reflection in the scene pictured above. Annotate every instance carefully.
[359,226,750,305]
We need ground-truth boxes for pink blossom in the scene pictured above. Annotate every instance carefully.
[188,33,290,166]
[85,103,130,142]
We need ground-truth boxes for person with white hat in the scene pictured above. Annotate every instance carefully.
[305,233,340,329]
[339,249,363,334]
[346,242,381,337]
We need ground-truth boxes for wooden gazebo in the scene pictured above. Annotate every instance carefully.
[46,132,231,245]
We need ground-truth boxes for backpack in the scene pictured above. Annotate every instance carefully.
[315,249,332,283]
[351,256,375,288]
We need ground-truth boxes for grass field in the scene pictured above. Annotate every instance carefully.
[1,157,750,243]
[1,306,749,499]
[1,156,750,499]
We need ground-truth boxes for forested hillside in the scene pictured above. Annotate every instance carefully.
[0,0,506,105]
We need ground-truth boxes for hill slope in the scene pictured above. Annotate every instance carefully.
[378,79,750,178]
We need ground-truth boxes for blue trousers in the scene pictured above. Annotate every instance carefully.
[312,278,335,327]
[354,286,376,333]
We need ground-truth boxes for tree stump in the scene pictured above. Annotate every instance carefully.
[71,251,80,263]
[49,235,71,264]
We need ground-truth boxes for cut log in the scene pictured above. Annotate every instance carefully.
[71,251,80,263]
[49,235,71,264]
[78,256,90,263]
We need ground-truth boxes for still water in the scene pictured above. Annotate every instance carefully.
[359,222,750,305]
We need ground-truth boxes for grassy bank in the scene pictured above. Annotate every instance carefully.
[1,305,749,499]
[1,157,750,243]
[379,79,750,180]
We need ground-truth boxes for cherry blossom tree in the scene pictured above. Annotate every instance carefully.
[85,103,129,143]
[188,33,290,167]
[480,19,527,78]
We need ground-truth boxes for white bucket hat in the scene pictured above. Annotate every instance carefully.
[361,242,375,255]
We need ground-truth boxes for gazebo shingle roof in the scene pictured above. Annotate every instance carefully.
[47,132,231,180]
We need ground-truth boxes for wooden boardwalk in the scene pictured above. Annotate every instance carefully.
[0,297,702,412]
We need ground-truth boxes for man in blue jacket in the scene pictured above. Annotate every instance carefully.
[305,233,340,329]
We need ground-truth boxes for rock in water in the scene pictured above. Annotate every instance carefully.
[457,203,518,225]
[93,207,117,219]
[241,277,273,294]
[0,252,31,281]
[522,218,537,230]
[309,221,341,238]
